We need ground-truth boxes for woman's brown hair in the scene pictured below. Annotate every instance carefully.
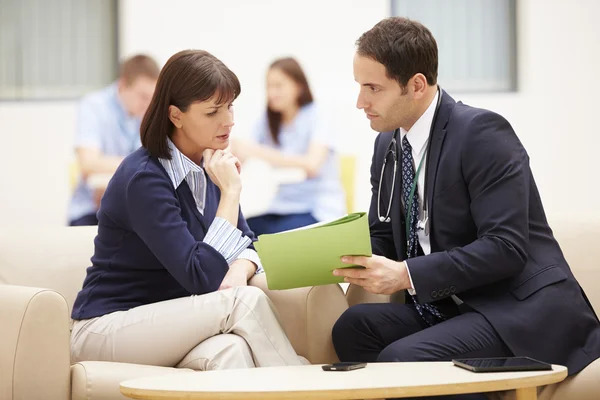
[266,57,313,145]
[141,50,241,159]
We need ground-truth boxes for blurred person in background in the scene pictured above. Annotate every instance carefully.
[67,54,160,226]
[70,50,305,370]
[231,57,345,235]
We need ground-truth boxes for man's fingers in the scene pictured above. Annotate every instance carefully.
[340,255,370,267]
[344,277,368,286]
[333,267,368,279]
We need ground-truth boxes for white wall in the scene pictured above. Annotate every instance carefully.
[1,0,598,227]
[460,0,600,222]
[0,102,75,226]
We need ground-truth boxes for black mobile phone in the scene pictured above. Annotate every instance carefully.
[322,362,367,371]
[452,357,552,373]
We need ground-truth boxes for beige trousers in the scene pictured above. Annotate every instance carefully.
[71,286,303,370]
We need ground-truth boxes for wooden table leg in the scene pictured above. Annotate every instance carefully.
[514,386,537,400]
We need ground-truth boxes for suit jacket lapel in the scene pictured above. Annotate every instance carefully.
[425,90,455,250]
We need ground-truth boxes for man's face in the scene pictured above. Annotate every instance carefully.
[119,76,157,118]
[353,53,416,132]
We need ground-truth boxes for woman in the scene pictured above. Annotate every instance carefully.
[231,57,345,235]
[70,50,304,370]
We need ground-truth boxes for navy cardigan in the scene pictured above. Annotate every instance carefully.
[71,147,256,320]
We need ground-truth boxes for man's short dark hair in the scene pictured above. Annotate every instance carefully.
[356,17,438,88]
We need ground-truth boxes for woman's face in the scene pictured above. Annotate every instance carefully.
[266,68,301,113]
[170,94,235,156]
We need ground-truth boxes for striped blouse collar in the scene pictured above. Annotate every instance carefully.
[158,138,204,189]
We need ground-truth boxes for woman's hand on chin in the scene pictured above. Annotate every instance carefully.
[203,149,242,195]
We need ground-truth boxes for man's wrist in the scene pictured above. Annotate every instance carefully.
[402,260,418,295]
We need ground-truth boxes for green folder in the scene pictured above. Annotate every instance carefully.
[254,212,372,290]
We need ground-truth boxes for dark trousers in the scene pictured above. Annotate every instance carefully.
[69,213,98,226]
[246,213,317,236]
[332,302,513,400]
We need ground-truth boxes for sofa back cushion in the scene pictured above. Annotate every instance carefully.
[0,220,598,316]
[551,219,600,312]
[0,226,96,314]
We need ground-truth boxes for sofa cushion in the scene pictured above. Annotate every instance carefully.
[541,357,600,400]
[550,219,600,311]
[71,361,191,400]
[0,226,96,314]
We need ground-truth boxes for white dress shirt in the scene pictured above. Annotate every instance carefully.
[400,91,438,294]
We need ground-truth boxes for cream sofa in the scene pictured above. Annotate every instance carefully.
[0,226,348,400]
[1,221,599,399]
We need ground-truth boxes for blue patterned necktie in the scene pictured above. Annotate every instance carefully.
[401,135,446,326]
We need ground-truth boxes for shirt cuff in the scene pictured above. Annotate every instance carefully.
[204,217,252,265]
[405,260,417,295]
[237,248,264,274]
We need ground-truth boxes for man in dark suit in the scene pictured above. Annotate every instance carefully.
[332,16,600,383]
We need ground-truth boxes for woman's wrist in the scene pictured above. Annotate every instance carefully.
[219,189,241,209]
[231,259,256,279]
[216,190,240,226]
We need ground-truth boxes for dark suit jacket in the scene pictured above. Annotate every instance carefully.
[369,90,600,374]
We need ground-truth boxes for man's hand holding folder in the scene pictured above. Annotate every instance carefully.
[334,255,411,295]
[254,213,372,290]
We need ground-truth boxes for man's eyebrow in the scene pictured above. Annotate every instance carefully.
[362,82,381,87]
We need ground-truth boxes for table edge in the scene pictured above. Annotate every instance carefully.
[120,365,567,400]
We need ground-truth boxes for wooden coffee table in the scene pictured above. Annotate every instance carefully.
[120,362,567,399]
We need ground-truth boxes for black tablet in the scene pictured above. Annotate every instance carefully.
[452,357,553,373]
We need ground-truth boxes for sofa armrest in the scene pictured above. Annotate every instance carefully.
[346,284,392,307]
[249,274,348,364]
[0,285,71,400]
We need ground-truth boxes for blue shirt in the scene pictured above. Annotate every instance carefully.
[71,147,260,320]
[68,83,141,222]
[249,103,346,221]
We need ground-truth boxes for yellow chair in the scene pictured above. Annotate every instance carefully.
[339,155,356,213]
[69,160,80,192]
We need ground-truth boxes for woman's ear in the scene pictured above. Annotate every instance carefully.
[168,105,183,129]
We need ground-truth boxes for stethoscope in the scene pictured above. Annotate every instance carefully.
[377,86,443,237]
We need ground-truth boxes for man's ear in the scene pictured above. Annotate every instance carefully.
[410,73,428,99]
[117,77,129,92]
[168,105,183,129]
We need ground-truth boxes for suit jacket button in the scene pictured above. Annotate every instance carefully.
[450,286,456,293]
[431,290,438,299]
[443,288,451,296]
